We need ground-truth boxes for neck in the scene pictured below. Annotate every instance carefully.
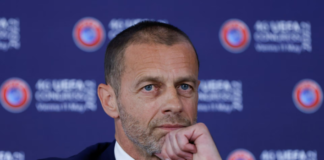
[115,119,159,160]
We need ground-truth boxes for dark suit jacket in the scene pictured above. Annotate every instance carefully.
[40,140,116,160]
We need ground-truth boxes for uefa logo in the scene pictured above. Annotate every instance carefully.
[219,19,251,53]
[293,79,323,114]
[227,149,255,160]
[73,17,106,52]
[0,78,32,113]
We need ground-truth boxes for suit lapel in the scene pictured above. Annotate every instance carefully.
[99,140,116,160]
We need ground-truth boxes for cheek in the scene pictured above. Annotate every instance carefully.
[140,99,161,119]
[123,94,160,124]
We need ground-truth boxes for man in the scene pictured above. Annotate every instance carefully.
[43,21,222,160]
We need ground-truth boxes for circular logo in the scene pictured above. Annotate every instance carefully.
[0,78,32,113]
[73,17,106,52]
[219,19,251,53]
[293,79,323,114]
[227,149,255,160]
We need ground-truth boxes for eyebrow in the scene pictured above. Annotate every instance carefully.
[134,75,198,89]
[134,76,164,89]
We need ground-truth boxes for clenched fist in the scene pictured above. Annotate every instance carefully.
[156,123,222,160]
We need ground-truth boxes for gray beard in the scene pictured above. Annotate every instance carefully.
[118,101,195,156]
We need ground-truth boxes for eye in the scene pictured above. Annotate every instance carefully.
[144,84,153,91]
[180,84,190,90]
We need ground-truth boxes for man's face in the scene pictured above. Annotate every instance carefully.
[118,42,199,155]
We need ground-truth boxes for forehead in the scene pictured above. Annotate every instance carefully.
[123,42,198,77]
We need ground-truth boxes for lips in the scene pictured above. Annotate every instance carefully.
[156,124,187,131]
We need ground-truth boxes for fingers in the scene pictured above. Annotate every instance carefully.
[165,133,187,160]
[157,134,172,160]
[158,130,196,160]
[157,123,221,160]
[154,153,164,160]
[175,130,197,154]
[170,131,193,160]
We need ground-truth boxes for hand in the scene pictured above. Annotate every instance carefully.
[155,123,222,160]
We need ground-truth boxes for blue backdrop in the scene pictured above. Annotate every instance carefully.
[0,0,323,160]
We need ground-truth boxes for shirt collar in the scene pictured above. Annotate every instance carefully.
[114,141,135,160]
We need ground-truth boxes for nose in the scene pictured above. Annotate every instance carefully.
[161,86,183,114]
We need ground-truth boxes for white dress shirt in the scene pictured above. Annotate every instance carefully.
[114,141,135,160]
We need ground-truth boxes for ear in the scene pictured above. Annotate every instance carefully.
[98,83,119,118]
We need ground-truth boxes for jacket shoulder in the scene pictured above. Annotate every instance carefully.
[40,142,111,160]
